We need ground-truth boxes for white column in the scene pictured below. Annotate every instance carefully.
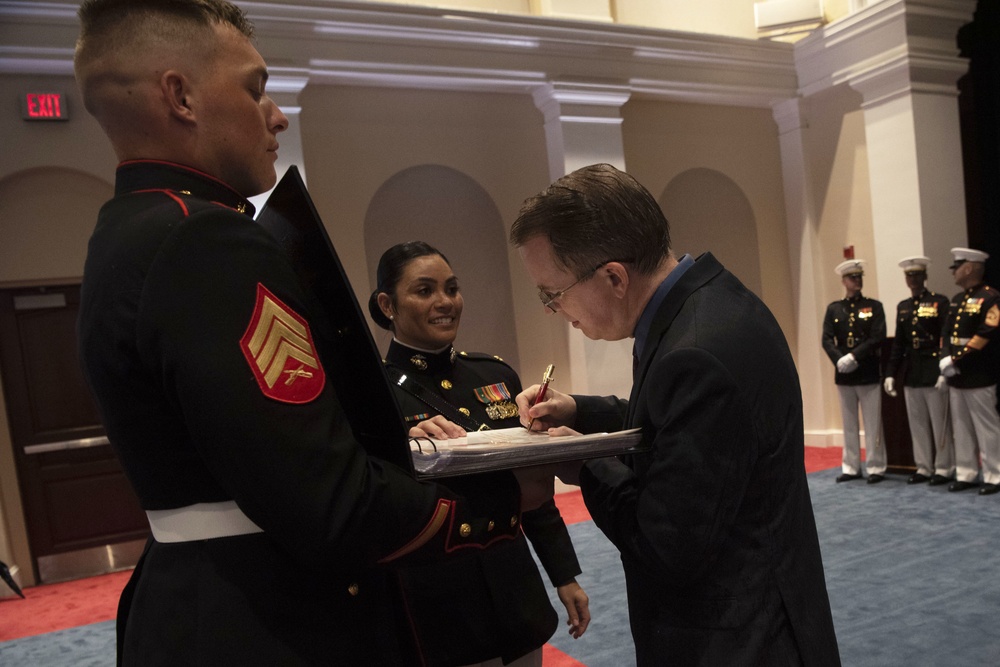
[850,59,970,319]
[773,98,835,445]
[532,82,633,398]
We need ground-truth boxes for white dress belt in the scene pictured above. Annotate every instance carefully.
[146,501,263,543]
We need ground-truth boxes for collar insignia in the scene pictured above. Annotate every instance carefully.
[240,283,325,404]
[410,355,428,371]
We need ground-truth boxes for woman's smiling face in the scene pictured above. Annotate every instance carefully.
[386,254,463,350]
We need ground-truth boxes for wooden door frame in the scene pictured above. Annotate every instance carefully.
[0,277,85,588]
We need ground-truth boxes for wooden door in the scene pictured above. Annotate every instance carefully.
[0,285,148,583]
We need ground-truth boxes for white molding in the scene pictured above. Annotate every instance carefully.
[0,0,798,108]
[793,0,976,100]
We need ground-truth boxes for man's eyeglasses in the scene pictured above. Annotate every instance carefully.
[538,259,632,313]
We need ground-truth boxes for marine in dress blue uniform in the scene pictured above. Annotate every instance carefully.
[822,260,888,482]
[939,248,1000,495]
[883,256,954,484]
[385,340,582,666]
[75,4,553,662]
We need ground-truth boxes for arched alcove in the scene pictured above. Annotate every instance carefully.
[363,165,520,372]
[0,167,113,283]
[659,168,762,296]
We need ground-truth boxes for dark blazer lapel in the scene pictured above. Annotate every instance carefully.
[625,253,725,424]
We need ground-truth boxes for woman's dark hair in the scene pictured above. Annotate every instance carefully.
[368,241,450,330]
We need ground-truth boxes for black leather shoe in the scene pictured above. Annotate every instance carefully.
[948,481,978,492]
[907,473,930,484]
[836,473,863,483]
[928,474,952,486]
[979,484,999,496]
[867,474,885,484]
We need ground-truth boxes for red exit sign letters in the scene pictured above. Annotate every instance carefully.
[22,92,69,121]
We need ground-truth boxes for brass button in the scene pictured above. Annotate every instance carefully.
[441,379,453,390]
[459,407,470,416]
[487,520,495,531]
[459,523,472,537]
[347,583,359,597]
[510,515,518,528]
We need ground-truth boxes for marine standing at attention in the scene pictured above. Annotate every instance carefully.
[939,247,1000,495]
[822,259,887,483]
[883,256,954,485]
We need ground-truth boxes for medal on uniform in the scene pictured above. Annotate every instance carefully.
[917,303,939,317]
[964,298,984,314]
[474,382,518,420]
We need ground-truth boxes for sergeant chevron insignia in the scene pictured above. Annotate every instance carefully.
[240,283,325,404]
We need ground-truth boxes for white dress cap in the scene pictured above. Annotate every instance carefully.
[835,259,865,277]
[950,247,989,264]
[898,256,930,272]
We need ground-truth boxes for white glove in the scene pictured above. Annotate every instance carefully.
[939,355,959,378]
[935,375,948,392]
[883,377,897,397]
[836,353,858,374]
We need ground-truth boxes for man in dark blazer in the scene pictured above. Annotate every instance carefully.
[510,164,841,666]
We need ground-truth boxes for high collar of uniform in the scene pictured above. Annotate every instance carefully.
[386,340,456,374]
[115,160,255,217]
[844,293,865,302]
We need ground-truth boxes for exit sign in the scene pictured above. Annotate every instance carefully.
[22,92,69,121]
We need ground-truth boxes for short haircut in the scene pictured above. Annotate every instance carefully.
[75,0,253,73]
[77,0,253,40]
[368,241,451,331]
[510,164,671,278]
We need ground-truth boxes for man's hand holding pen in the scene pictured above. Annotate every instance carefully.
[517,383,578,432]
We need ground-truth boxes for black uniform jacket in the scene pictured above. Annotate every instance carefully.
[78,161,515,665]
[886,290,950,387]
[572,254,841,667]
[822,294,886,385]
[384,341,580,666]
[944,283,1000,389]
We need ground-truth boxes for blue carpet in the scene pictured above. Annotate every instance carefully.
[0,620,115,666]
[2,469,999,666]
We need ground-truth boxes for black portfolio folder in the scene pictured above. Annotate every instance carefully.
[256,166,414,474]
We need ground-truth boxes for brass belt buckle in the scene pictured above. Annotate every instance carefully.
[847,334,855,348]
[913,338,920,350]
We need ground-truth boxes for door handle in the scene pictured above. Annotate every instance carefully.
[24,436,110,455]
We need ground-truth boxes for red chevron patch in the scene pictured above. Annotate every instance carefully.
[240,283,325,404]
